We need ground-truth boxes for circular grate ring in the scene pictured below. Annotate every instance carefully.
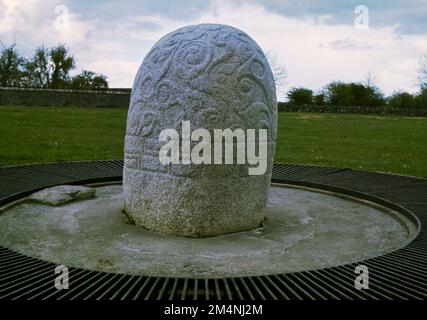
[0,160,426,300]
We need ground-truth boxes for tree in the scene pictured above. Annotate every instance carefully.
[0,42,109,90]
[0,42,25,87]
[365,85,385,106]
[24,44,108,90]
[325,81,352,106]
[265,51,287,97]
[387,91,416,108]
[313,92,325,106]
[363,71,385,107]
[363,71,376,89]
[70,70,109,90]
[49,44,75,89]
[325,81,385,107]
[92,74,109,90]
[287,87,313,105]
[414,88,427,108]
[22,44,75,89]
[23,46,50,88]
[418,54,427,89]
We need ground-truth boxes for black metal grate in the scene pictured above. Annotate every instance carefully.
[0,161,426,300]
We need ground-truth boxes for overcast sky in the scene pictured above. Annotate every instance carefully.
[1,0,426,100]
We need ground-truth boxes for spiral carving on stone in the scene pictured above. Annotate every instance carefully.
[175,41,213,80]
[123,24,278,237]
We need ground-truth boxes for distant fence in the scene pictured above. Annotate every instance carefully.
[1,88,427,116]
[0,87,130,108]
[278,104,427,117]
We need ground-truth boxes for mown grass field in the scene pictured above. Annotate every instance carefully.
[0,106,426,177]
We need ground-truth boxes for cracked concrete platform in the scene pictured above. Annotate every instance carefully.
[0,184,416,278]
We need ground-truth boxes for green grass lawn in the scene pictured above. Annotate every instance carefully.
[0,106,426,177]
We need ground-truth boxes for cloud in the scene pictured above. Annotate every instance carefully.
[191,1,426,96]
[0,0,94,53]
[0,0,426,100]
[245,0,427,35]
[320,39,373,51]
[129,19,163,32]
[69,0,213,22]
[0,1,6,20]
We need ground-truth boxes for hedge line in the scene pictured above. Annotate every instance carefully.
[278,104,427,117]
[0,87,130,108]
[1,87,426,116]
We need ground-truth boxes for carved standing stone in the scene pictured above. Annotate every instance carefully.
[123,24,277,237]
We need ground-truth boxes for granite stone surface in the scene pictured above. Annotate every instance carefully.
[124,24,277,237]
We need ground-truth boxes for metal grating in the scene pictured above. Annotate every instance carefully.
[0,161,426,300]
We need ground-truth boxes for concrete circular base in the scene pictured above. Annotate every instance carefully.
[0,184,416,278]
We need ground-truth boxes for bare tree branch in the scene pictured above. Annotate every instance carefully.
[363,70,376,88]
[0,39,7,50]
[418,54,427,89]
[265,51,287,97]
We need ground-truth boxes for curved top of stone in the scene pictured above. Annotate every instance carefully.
[128,23,277,139]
